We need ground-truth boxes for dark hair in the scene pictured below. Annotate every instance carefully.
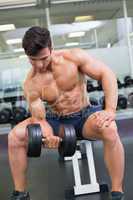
[22,26,52,56]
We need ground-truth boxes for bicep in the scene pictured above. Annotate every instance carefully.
[24,83,45,120]
[71,48,110,80]
[80,56,108,80]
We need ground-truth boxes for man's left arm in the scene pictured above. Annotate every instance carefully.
[70,48,118,114]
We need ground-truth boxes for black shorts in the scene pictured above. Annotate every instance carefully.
[46,105,102,139]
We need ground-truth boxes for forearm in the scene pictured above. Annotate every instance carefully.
[29,106,54,136]
[29,107,46,122]
[29,98,46,121]
[101,70,118,113]
[29,116,54,138]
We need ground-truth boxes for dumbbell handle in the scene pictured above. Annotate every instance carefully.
[42,136,63,144]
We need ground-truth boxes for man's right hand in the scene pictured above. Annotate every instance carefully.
[29,117,60,149]
[44,135,61,149]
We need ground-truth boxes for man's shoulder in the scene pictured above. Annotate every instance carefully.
[54,48,83,55]
[53,48,85,62]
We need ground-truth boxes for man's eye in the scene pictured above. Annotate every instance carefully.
[43,57,49,61]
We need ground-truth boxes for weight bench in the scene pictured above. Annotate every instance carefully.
[64,139,108,196]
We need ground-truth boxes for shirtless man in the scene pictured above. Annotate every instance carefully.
[8,26,125,200]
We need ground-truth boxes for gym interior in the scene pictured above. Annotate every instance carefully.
[0,0,133,199]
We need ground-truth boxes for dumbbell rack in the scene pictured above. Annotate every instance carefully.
[87,77,133,121]
[65,140,100,196]
[0,123,12,135]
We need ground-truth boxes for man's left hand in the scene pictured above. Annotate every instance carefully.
[92,110,116,128]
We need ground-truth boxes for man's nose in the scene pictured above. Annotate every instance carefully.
[37,61,43,68]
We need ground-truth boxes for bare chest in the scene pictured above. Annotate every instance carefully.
[36,61,80,103]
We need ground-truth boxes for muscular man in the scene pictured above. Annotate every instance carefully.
[8,26,125,200]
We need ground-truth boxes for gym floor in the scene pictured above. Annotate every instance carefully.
[0,118,133,200]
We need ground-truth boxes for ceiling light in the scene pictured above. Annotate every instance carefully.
[7,38,22,45]
[51,0,88,4]
[0,0,36,9]
[68,32,85,38]
[0,24,15,32]
[65,42,79,47]
[75,15,95,22]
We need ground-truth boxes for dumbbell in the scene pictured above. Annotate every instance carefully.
[86,80,96,92]
[128,92,133,107]
[124,76,133,87]
[0,108,12,123]
[117,79,124,89]
[98,79,125,90]
[27,123,77,157]
[117,94,127,109]
[99,96,105,109]
[96,81,103,91]
[89,97,99,106]
[12,106,27,123]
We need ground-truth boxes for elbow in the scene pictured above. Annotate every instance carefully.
[102,68,117,81]
[101,69,118,89]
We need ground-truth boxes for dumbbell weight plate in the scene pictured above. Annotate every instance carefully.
[97,81,103,91]
[117,95,127,109]
[0,108,12,123]
[58,125,76,157]
[124,76,133,87]
[13,106,27,123]
[117,79,123,89]
[99,96,105,109]
[90,97,99,106]
[128,92,133,107]
[87,80,95,92]
[27,124,42,157]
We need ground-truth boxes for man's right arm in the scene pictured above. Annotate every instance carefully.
[23,81,60,147]
[23,81,46,123]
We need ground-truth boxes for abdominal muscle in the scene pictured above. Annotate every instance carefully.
[47,83,89,115]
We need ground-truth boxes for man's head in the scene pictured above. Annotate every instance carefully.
[22,26,52,56]
[22,26,52,72]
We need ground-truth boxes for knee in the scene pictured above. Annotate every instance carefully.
[101,122,119,144]
[8,126,27,149]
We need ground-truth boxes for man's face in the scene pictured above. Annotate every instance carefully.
[29,47,51,73]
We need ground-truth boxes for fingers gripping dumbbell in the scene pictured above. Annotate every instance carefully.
[27,124,77,157]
